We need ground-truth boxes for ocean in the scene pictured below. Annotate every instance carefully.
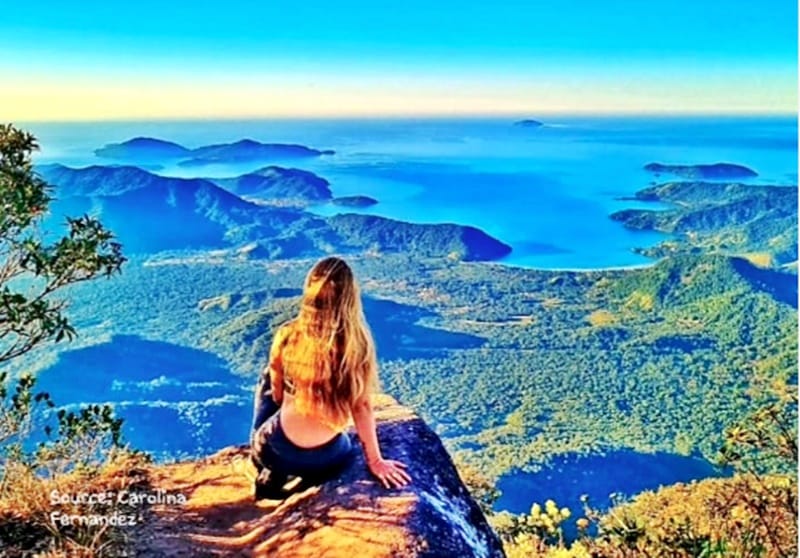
[25,116,798,269]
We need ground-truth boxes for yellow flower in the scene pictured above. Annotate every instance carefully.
[546,499,559,517]
[729,505,746,521]
[530,503,542,516]
[576,517,590,530]
[560,507,571,519]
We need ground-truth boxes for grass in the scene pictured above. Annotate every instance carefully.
[0,451,151,557]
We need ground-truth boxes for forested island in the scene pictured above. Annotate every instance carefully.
[331,195,379,207]
[514,119,544,128]
[207,165,333,204]
[644,162,758,179]
[95,136,335,166]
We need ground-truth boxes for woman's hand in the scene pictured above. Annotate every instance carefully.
[367,458,411,489]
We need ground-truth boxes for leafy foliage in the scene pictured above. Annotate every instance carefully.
[0,125,125,364]
[495,378,798,557]
[0,125,136,556]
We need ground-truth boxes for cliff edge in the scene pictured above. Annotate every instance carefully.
[134,395,504,557]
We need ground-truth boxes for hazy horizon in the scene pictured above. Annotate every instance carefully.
[15,112,800,125]
[2,0,796,120]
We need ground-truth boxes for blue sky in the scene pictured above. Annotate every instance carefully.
[1,0,797,119]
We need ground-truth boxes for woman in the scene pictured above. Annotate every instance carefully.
[251,257,411,498]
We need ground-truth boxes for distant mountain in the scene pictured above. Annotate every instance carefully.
[38,164,315,253]
[612,181,798,265]
[331,195,379,208]
[327,214,512,261]
[38,164,510,262]
[644,162,757,179]
[208,166,332,204]
[180,139,335,167]
[39,163,181,197]
[92,137,335,166]
[514,119,544,128]
[95,137,191,159]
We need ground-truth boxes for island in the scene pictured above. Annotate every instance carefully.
[331,195,379,208]
[94,137,190,159]
[514,119,544,128]
[179,139,335,167]
[644,162,757,179]
[93,137,335,166]
[207,166,333,204]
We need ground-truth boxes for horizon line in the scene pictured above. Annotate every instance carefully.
[12,110,799,124]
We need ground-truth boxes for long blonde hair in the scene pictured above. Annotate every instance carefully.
[279,257,378,427]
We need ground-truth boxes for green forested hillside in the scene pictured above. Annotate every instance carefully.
[31,249,793,483]
[612,181,798,265]
[9,172,795,489]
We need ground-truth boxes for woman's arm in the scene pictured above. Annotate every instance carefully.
[352,397,411,489]
[270,362,283,405]
[251,326,287,431]
[269,325,288,404]
[252,367,277,431]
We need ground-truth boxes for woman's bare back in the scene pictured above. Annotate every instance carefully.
[279,392,343,448]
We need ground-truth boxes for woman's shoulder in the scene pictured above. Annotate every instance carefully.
[269,319,296,361]
[274,319,297,342]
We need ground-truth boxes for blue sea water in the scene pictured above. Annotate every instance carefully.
[25,116,798,269]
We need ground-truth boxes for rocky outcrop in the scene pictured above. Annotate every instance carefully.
[136,396,504,557]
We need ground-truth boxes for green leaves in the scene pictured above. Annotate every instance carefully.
[0,125,51,239]
[0,125,130,474]
[0,124,126,365]
[52,403,124,448]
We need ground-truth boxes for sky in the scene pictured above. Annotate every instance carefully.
[1,0,797,119]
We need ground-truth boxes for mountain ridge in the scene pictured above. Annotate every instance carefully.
[612,180,798,265]
[94,137,334,166]
[37,163,512,261]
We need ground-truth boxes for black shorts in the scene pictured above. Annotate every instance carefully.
[251,413,355,479]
